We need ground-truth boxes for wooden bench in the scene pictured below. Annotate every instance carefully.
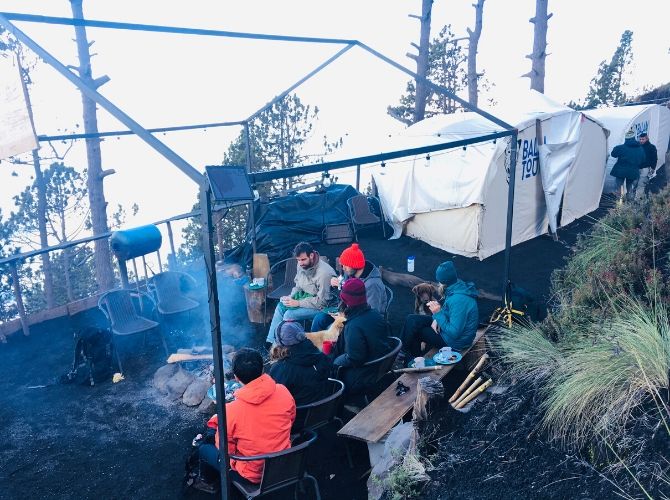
[337,326,488,445]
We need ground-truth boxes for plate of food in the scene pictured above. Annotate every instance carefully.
[432,350,462,365]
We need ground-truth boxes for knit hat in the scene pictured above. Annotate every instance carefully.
[625,129,635,140]
[276,320,306,346]
[339,243,365,269]
[639,132,648,138]
[340,277,367,307]
[435,261,458,287]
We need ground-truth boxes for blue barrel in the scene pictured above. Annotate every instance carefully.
[110,224,162,261]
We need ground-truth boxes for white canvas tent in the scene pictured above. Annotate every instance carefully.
[585,104,670,193]
[371,91,608,260]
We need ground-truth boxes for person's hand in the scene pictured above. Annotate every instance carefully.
[330,277,340,287]
[428,301,441,314]
[431,319,440,333]
[328,312,341,319]
[281,296,299,307]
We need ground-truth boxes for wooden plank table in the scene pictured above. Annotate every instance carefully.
[338,326,487,444]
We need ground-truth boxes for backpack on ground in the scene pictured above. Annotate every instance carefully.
[62,327,115,386]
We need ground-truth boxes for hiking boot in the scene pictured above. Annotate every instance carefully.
[193,477,219,494]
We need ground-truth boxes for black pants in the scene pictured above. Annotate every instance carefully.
[400,314,447,357]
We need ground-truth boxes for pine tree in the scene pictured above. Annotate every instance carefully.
[584,30,634,108]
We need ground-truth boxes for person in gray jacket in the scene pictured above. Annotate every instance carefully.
[266,242,336,344]
[310,243,387,331]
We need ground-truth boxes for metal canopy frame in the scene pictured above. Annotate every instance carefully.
[0,13,520,500]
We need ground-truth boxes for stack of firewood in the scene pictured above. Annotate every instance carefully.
[449,353,493,409]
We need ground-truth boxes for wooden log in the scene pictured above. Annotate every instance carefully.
[392,365,444,374]
[453,376,484,406]
[167,353,214,364]
[244,284,266,324]
[455,379,493,409]
[412,376,444,422]
[449,353,488,403]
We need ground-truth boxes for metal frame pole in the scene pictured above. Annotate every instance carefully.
[199,182,230,500]
[244,122,257,254]
[355,164,361,192]
[502,130,519,301]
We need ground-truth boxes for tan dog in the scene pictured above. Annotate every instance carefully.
[305,315,346,351]
[412,282,443,315]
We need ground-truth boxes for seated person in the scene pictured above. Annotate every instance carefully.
[400,261,479,357]
[333,278,391,395]
[199,348,296,486]
[311,242,387,331]
[266,242,336,344]
[268,320,333,406]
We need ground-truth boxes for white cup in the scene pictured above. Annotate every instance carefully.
[414,357,425,368]
[256,277,265,286]
[440,346,452,358]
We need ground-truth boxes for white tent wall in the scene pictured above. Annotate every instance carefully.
[586,104,670,193]
[561,116,609,226]
[372,91,608,260]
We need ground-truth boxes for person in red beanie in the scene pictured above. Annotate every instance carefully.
[333,278,391,395]
[311,243,387,331]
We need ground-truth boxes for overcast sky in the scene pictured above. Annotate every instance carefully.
[0,0,668,249]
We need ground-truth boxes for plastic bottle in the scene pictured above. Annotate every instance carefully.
[407,256,415,273]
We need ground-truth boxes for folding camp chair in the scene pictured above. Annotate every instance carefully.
[347,194,386,240]
[264,257,298,326]
[98,289,168,373]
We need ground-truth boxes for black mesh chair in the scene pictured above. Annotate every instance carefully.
[347,194,386,240]
[98,289,168,373]
[362,336,402,400]
[264,257,298,325]
[383,285,394,322]
[229,429,321,500]
[147,271,199,316]
[291,378,353,468]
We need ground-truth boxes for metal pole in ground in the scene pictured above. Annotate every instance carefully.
[199,182,230,500]
[244,122,257,255]
[502,129,519,301]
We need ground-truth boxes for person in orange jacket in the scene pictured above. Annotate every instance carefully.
[198,348,296,486]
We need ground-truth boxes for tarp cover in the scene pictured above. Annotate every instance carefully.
[226,184,357,266]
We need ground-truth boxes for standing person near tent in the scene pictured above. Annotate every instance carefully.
[310,243,387,332]
[611,129,645,202]
[635,132,658,200]
[266,242,336,344]
[400,261,479,359]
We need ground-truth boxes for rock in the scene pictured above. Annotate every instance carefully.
[166,367,195,400]
[222,344,235,354]
[153,364,178,394]
[183,378,211,407]
[198,397,216,414]
[367,421,413,500]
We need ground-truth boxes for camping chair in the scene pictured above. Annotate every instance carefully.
[291,378,353,468]
[347,194,386,240]
[98,289,168,374]
[264,257,298,325]
[147,271,200,316]
[229,429,321,500]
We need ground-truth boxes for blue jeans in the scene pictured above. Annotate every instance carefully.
[198,444,248,484]
[311,312,335,332]
[266,305,321,343]
[614,177,637,201]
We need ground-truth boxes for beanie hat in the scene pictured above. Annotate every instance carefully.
[276,320,306,346]
[639,132,648,138]
[339,243,365,269]
[340,277,367,307]
[625,129,635,140]
[435,261,458,287]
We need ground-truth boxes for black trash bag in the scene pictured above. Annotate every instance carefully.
[60,327,115,386]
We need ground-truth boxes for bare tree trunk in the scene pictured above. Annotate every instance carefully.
[524,0,552,93]
[467,0,486,107]
[70,0,115,292]
[62,248,75,302]
[409,0,433,123]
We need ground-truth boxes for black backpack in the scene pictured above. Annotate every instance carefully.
[62,327,115,386]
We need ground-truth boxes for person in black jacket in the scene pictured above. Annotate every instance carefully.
[611,129,645,202]
[636,132,658,200]
[268,320,332,406]
[333,278,391,396]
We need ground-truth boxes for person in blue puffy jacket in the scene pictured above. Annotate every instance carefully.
[400,261,479,357]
